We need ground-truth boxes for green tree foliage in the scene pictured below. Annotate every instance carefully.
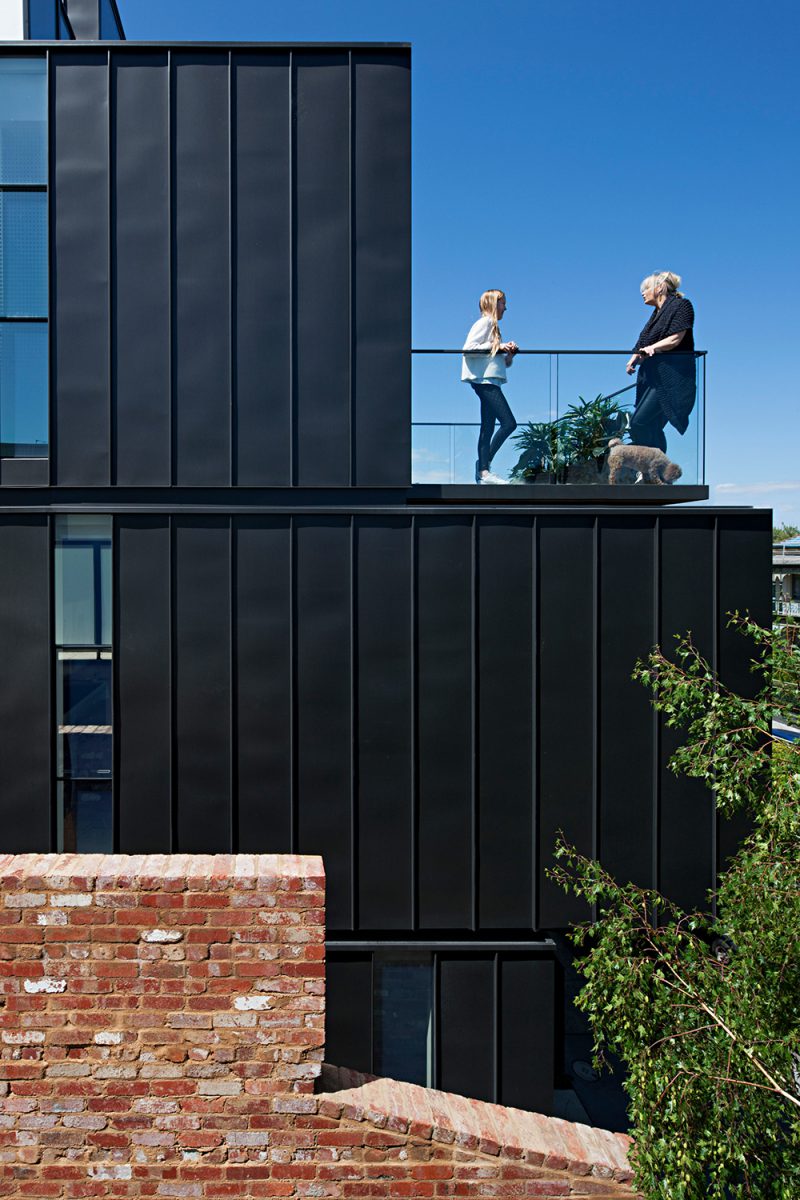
[551,616,800,1199]
[773,523,800,543]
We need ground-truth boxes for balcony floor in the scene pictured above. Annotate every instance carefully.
[408,485,709,505]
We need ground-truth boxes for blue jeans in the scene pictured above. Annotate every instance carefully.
[470,382,517,473]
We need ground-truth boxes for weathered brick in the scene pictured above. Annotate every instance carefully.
[0,853,636,1199]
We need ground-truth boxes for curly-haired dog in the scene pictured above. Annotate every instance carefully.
[607,438,682,485]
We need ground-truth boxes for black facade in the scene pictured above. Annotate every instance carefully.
[0,38,772,1123]
[0,42,410,487]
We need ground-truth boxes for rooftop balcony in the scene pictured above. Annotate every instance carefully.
[411,349,707,503]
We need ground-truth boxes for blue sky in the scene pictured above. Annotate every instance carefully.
[119,0,799,522]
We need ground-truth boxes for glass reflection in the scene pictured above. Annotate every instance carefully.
[55,516,112,646]
[0,59,47,183]
[55,517,113,852]
[0,191,48,317]
[0,322,48,456]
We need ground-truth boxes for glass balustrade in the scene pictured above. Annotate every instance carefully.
[412,350,705,487]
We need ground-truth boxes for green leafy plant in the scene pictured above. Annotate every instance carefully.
[773,523,800,543]
[559,393,630,470]
[509,419,567,481]
[509,394,631,482]
[550,616,800,1199]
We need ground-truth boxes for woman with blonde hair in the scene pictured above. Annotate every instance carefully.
[462,289,519,484]
[625,271,696,451]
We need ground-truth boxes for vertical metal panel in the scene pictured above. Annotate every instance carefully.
[597,517,655,887]
[438,955,494,1102]
[326,953,373,1074]
[294,53,351,486]
[499,956,554,1112]
[64,0,100,38]
[477,518,534,928]
[717,512,772,686]
[0,518,51,851]
[173,518,232,851]
[231,53,292,486]
[355,517,413,929]
[234,517,292,853]
[111,55,170,485]
[659,517,715,910]
[716,513,772,869]
[172,54,231,485]
[295,517,352,929]
[416,519,473,930]
[116,516,172,851]
[52,52,110,485]
[537,519,596,927]
[351,53,411,486]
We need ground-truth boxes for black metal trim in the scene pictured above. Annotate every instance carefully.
[0,494,760,516]
[413,348,707,356]
[0,41,412,50]
[408,485,710,505]
[326,940,556,949]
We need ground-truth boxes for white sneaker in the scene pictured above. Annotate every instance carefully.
[479,472,508,485]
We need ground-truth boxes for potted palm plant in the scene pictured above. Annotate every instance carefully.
[509,394,631,485]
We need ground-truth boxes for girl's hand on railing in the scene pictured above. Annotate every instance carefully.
[500,341,519,355]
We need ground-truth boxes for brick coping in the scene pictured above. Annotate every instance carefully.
[0,852,325,889]
[318,1065,635,1186]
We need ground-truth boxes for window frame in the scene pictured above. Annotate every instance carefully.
[0,52,49,474]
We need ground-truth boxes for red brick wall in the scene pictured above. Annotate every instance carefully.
[0,854,325,1196]
[0,855,637,1199]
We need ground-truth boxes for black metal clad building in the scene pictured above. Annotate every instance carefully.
[0,39,772,1118]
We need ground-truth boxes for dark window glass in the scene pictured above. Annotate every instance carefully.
[792,576,800,601]
[0,322,48,457]
[55,517,113,852]
[27,0,57,40]
[59,654,112,727]
[57,652,112,781]
[0,191,47,317]
[61,781,112,852]
[374,953,433,1086]
[0,58,47,184]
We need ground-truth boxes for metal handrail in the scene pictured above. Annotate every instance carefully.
[412,349,707,356]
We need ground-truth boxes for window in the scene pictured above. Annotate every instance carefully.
[0,56,48,459]
[55,516,113,852]
[373,952,433,1086]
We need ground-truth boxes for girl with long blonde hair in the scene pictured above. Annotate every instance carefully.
[461,290,519,484]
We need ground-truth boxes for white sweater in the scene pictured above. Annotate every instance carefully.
[461,315,513,383]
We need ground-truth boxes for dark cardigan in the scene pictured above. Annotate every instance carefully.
[632,296,697,434]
